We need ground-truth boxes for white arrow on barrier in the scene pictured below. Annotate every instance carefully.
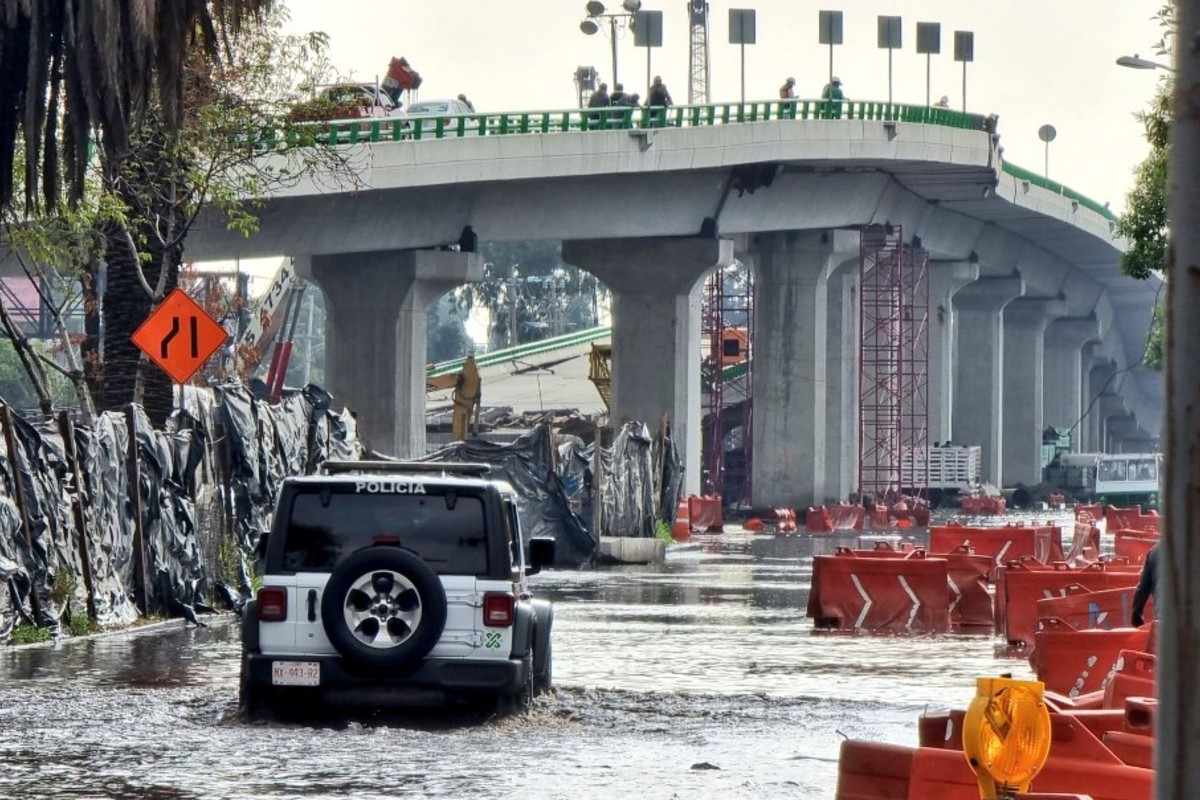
[994,540,1012,568]
[850,573,872,629]
[947,575,962,616]
[898,575,921,630]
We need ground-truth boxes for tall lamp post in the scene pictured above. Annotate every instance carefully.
[580,0,643,88]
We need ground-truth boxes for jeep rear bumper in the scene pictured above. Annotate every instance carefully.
[243,652,526,706]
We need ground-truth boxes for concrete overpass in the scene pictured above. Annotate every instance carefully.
[187,100,1162,507]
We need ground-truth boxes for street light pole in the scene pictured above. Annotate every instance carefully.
[610,16,619,85]
[1116,53,1176,72]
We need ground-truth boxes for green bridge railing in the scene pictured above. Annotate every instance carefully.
[257,98,1113,224]
[426,325,613,381]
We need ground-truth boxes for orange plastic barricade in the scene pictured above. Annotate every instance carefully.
[1114,528,1159,564]
[1076,503,1103,522]
[828,503,866,531]
[959,494,1007,515]
[1102,650,1156,710]
[1104,505,1160,534]
[834,740,913,800]
[944,547,993,629]
[807,546,951,632]
[930,523,1064,580]
[806,506,834,533]
[1124,696,1155,734]
[1103,730,1154,769]
[764,507,797,533]
[1035,585,1150,633]
[1064,521,1101,565]
[687,495,724,533]
[1030,619,1152,697]
[999,561,1141,647]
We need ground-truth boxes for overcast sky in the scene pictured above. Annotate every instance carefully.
[281,0,1167,215]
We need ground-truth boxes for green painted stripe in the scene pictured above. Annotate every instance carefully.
[427,325,613,378]
[1001,161,1116,221]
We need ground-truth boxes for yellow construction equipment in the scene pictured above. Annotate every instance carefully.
[588,343,612,411]
[451,355,481,440]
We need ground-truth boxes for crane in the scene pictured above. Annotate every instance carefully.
[687,0,710,105]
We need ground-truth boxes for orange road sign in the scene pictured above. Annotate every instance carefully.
[131,288,229,384]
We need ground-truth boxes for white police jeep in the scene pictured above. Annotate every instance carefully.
[239,461,555,717]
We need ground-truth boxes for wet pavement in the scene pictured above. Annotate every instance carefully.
[0,528,1042,800]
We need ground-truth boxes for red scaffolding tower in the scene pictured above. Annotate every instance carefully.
[702,262,754,505]
[858,226,930,505]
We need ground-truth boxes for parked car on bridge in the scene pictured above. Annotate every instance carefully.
[239,460,556,717]
[405,98,478,135]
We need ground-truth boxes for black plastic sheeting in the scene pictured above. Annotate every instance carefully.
[557,421,682,540]
[0,383,362,643]
[423,425,597,568]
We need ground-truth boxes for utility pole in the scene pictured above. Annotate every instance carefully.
[687,0,711,104]
[1162,4,1198,796]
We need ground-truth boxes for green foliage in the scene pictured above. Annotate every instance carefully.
[1115,88,1169,281]
[1144,303,1165,370]
[10,624,52,645]
[67,612,95,637]
[655,519,674,544]
[50,570,77,606]
[0,338,75,410]
[427,294,474,363]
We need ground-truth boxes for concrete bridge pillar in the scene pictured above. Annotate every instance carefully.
[929,261,980,445]
[824,259,860,502]
[952,275,1024,486]
[749,229,857,508]
[1002,298,1066,486]
[300,250,483,457]
[562,237,734,497]
[1043,317,1100,448]
[1086,360,1116,452]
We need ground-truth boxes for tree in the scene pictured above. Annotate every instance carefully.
[427,294,474,364]
[1114,3,1174,369]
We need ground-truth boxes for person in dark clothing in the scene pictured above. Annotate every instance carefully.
[610,82,626,105]
[588,83,611,108]
[1131,542,1159,626]
[647,75,672,107]
[820,75,845,118]
[457,93,475,112]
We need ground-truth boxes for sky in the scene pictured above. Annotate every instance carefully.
[279,0,1168,216]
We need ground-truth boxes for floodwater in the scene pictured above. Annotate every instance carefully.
[0,526,1047,800]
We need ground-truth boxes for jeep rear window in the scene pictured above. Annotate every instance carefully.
[280,490,488,574]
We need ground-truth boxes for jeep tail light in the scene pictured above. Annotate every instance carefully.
[483,592,515,627]
[257,586,288,622]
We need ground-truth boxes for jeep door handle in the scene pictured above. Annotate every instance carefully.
[307,589,318,622]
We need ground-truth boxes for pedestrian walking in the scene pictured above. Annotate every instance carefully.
[647,75,673,107]
[1131,542,1159,626]
[779,76,796,99]
[820,75,845,118]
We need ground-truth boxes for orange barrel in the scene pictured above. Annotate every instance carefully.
[999,561,1140,647]
[807,548,950,632]
[1030,618,1152,697]
[944,547,993,629]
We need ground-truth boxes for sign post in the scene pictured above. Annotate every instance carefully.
[131,288,229,385]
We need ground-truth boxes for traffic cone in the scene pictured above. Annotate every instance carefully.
[672,497,691,540]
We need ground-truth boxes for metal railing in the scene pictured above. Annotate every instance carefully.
[254,98,1114,224]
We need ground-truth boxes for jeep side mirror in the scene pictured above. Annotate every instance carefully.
[527,537,556,575]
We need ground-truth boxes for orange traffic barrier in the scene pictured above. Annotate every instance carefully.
[998,561,1141,646]
[959,494,1007,515]
[1124,696,1156,734]
[805,506,833,532]
[1103,730,1154,769]
[930,522,1064,580]
[808,545,950,632]
[1030,618,1153,697]
[764,507,797,534]
[943,546,993,629]
[1114,528,1159,564]
[1063,519,1101,565]
[1104,505,1160,534]
[687,495,724,532]
[1076,503,1103,523]
[1102,651,1156,710]
[671,497,691,541]
[1036,585,1151,633]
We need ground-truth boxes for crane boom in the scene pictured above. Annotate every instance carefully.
[687,0,710,105]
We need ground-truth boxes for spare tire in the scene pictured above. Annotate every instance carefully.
[320,547,448,670]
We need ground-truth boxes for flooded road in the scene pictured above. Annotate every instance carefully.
[0,528,1039,800]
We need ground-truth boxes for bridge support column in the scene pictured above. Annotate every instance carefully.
[563,237,734,498]
[301,250,483,457]
[1100,394,1128,453]
[749,230,857,508]
[1086,359,1116,452]
[1002,298,1065,486]
[929,261,979,445]
[952,276,1024,486]
[1043,317,1100,449]
[824,261,860,502]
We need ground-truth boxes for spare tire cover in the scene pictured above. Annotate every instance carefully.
[321,547,448,669]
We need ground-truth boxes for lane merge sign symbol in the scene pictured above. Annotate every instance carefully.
[131,288,229,384]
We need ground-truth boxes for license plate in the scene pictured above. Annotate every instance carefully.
[271,660,320,686]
